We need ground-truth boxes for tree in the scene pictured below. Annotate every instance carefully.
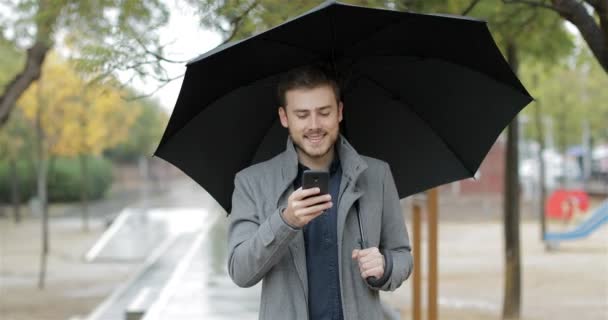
[521,47,608,148]
[443,2,574,318]
[105,98,168,163]
[0,0,171,126]
[0,34,29,222]
[18,53,139,287]
[53,82,140,231]
[503,0,608,73]
[0,109,30,223]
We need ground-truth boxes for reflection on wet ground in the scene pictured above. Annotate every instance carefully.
[86,179,261,320]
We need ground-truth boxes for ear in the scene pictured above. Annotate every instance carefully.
[278,106,289,128]
[338,101,344,123]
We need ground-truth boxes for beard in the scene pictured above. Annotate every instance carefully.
[290,128,339,160]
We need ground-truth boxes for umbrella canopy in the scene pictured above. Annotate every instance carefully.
[154,0,533,213]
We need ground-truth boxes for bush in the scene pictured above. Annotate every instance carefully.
[0,160,35,203]
[0,156,113,203]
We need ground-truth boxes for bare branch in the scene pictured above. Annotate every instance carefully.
[493,5,529,28]
[123,73,185,101]
[462,0,483,15]
[117,73,138,90]
[514,7,541,34]
[134,37,190,64]
[219,0,260,46]
[503,0,561,12]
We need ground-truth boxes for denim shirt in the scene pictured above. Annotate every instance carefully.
[293,155,343,320]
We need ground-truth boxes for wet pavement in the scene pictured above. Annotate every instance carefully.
[85,178,263,320]
[143,216,261,320]
[83,178,608,320]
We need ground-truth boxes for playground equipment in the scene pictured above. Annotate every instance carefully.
[544,199,608,242]
[545,189,590,221]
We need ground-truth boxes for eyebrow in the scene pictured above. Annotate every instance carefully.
[293,105,332,113]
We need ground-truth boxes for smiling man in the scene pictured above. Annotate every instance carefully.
[227,64,413,320]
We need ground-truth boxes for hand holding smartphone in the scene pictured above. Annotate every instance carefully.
[281,170,332,228]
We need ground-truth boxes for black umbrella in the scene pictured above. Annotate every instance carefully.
[155,0,532,215]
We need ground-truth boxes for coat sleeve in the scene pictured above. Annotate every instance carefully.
[367,162,414,291]
[226,172,300,288]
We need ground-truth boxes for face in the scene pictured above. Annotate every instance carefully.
[278,85,343,160]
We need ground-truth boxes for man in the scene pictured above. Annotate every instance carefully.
[227,64,413,320]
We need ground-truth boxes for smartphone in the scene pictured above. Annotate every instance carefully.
[302,170,329,195]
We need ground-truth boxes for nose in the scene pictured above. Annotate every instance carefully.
[310,114,320,129]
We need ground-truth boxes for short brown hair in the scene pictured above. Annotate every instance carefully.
[277,64,340,107]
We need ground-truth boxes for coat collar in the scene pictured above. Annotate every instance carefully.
[279,133,368,189]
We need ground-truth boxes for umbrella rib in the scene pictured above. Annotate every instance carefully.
[341,14,409,57]
[339,8,483,59]
[356,73,475,177]
[340,18,529,97]
[346,54,529,99]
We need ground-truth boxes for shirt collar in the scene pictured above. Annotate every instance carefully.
[296,147,341,175]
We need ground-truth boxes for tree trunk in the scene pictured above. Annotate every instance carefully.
[9,159,21,223]
[46,156,56,215]
[549,0,608,73]
[37,153,49,290]
[0,0,61,126]
[0,42,50,125]
[556,113,568,188]
[35,82,49,290]
[533,94,547,245]
[503,41,522,320]
[79,154,90,232]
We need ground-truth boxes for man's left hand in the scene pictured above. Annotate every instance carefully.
[352,247,384,280]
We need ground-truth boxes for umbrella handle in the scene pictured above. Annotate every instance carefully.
[359,242,393,287]
[366,253,392,287]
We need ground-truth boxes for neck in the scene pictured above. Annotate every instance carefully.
[296,146,335,171]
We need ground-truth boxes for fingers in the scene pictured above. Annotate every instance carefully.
[352,247,385,279]
[291,187,322,201]
[293,208,325,226]
[294,201,332,217]
[288,187,332,217]
[354,247,380,262]
[284,187,333,228]
[359,257,384,270]
[361,265,384,279]
[295,193,332,209]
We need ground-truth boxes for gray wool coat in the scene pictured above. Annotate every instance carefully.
[227,135,413,319]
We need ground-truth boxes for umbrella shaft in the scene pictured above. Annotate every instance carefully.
[355,201,368,249]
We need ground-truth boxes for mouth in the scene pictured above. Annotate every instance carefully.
[305,133,326,145]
